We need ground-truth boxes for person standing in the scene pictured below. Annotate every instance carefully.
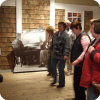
[45,26,55,76]
[80,19,100,100]
[65,20,76,76]
[87,19,96,41]
[39,41,48,67]
[70,20,90,100]
[49,22,70,88]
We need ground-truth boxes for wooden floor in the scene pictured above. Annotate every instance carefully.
[0,70,76,100]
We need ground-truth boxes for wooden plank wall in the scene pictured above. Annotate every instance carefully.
[0,6,16,70]
[84,11,93,33]
[22,0,50,31]
[55,9,65,31]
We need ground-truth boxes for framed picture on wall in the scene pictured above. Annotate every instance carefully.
[68,13,72,17]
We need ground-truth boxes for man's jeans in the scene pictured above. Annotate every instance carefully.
[87,86,98,100]
[51,57,66,85]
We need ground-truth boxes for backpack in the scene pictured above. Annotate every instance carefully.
[0,74,3,82]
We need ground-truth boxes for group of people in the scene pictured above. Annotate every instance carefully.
[46,20,75,76]
[45,19,100,100]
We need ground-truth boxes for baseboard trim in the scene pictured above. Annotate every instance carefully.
[0,69,13,73]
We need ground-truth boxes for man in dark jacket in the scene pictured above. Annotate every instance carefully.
[49,22,70,88]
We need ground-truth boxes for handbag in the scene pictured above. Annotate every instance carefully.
[90,63,100,96]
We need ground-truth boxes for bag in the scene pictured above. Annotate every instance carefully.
[92,82,100,96]
[0,74,3,82]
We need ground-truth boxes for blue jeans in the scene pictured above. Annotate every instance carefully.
[51,57,66,85]
[87,86,98,100]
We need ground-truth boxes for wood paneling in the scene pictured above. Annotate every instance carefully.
[0,6,16,70]
[55,9,65,31]
[22,0,50,31]
[84,11,93,33]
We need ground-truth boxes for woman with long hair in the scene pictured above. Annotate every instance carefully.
[45,26,55,76]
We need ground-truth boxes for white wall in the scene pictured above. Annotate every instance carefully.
[55,3,98,19]
[1,0,15,6]
[16,0,22,34]
[55,0,98,6]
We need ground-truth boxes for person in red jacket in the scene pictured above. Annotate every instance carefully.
[80,19,100,100]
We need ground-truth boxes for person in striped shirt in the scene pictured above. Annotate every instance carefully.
[70,20,90,100]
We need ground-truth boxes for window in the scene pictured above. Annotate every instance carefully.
[66,11,84,30]
[68,12,82,23]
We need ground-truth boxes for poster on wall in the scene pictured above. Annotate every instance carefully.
[12,27,48,72]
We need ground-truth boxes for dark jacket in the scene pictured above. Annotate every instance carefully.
[49,30,70,60]
[71,31,89,66]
